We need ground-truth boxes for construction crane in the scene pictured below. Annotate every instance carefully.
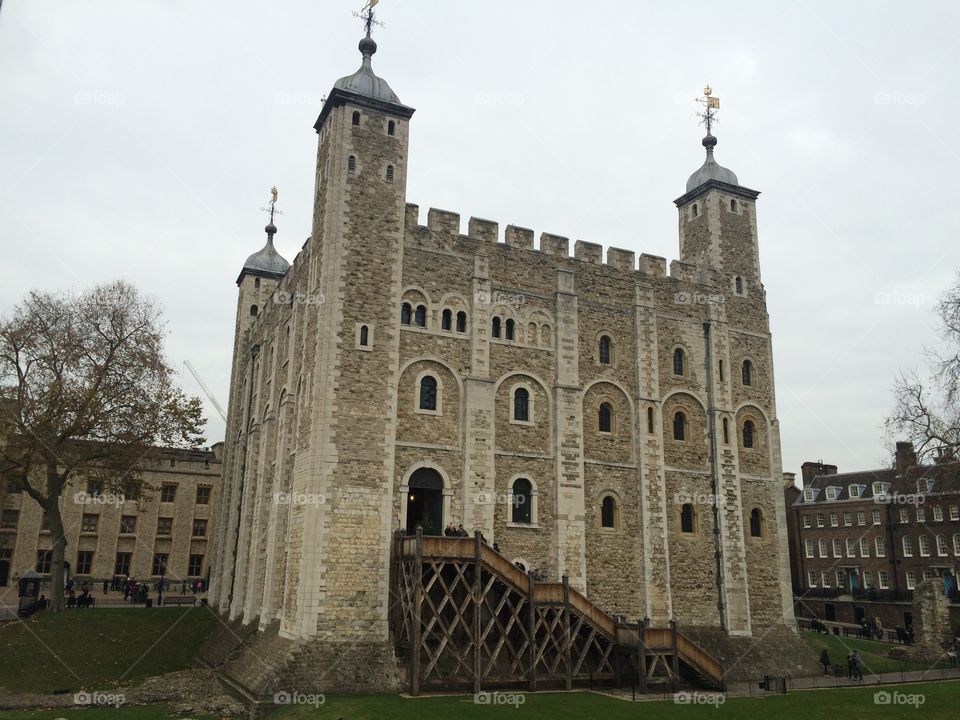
[183,361,228,423]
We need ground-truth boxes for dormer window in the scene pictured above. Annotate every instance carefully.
[803,488,818,502]
[849,485,863,498]
[825,486,840,501]
[872,481,890,497]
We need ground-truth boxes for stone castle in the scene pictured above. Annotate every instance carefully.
[210,24,800,693]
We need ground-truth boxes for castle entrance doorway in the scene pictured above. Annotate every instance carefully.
[406,468,443,535]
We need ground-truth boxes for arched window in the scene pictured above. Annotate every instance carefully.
[414,305,427,327]
[387,120,396,136]
[492,317,501,338]
[735,276,744,295]
[719,359,725,382]
[441,309,452,331]
[419,376,437,411]
[692,203,699,218]
[730,198,737,211]
[249,304,258,317]
[919,535,930,556]
[743,420,755,448]
[647,407,654,434]
[601,496,616,529]
[386,164,394,183]
[456,311,467,333]
[846,538,856,557]
[833,538,842,558]
[599,335,611,364]
[742,359,752,386]
[513,387,529,422]
[598,402,613,433]
[359,325,369,347]
[749,508,763,538]
[953,533,960,555]
[722,417,729,444]
[505,318,515,341]
[351,110,360,126]
[254,278,260,289]
[680,503,695,533]
[673,348,685,376]
[511,478,532,524]
[400,302,412,325]
[673,411,686,441]
[902,536,914,557]
[347,155,357,174]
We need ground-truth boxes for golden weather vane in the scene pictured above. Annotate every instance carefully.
[260,186,283,225]
[696,85,720,134]
[353,0,385,37]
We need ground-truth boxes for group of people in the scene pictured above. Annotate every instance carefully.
[99,576,205,602]
[443,523,470,537]
[817,648,864,680]
[859,615,884,640]
[65,588,94,608]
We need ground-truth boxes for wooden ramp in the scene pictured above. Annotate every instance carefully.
[390,530,725,695]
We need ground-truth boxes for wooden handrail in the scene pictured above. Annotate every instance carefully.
[394,532,721,682]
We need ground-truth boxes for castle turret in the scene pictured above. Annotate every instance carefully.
[674,94,761,299]
[286,21,415,648]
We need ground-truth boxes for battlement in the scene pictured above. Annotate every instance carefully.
[404,203,701,285]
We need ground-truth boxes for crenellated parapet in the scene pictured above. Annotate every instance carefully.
[402,203,727,291]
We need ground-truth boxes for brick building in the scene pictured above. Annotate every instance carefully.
[0,444,222,590]
[211,26,804,692]
[787,442,960,630]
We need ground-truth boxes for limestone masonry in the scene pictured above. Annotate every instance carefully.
[211,29,798,691]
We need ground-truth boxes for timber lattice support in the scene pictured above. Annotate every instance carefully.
[389,529,724,695]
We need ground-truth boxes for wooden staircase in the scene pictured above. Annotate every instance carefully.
[390,530,725,694]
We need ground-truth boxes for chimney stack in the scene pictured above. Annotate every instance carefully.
[800,460,838,488]
[895,442,917,474]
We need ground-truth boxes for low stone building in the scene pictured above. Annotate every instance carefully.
[0,444,222,590]
[786,442,960,632]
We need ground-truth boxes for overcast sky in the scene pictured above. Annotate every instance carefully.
[1,1,957,479]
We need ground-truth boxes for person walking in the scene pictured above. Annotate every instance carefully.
[851,650,864,681]
[819,649,831,675]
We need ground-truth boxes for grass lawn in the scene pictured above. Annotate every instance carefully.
[0,607,219,694]
[0,708,216,720]
[799,630,953,674]
[264,682,958,719]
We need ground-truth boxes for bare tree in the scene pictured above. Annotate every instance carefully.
[886,274,960,463]
[0,281,204,610]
